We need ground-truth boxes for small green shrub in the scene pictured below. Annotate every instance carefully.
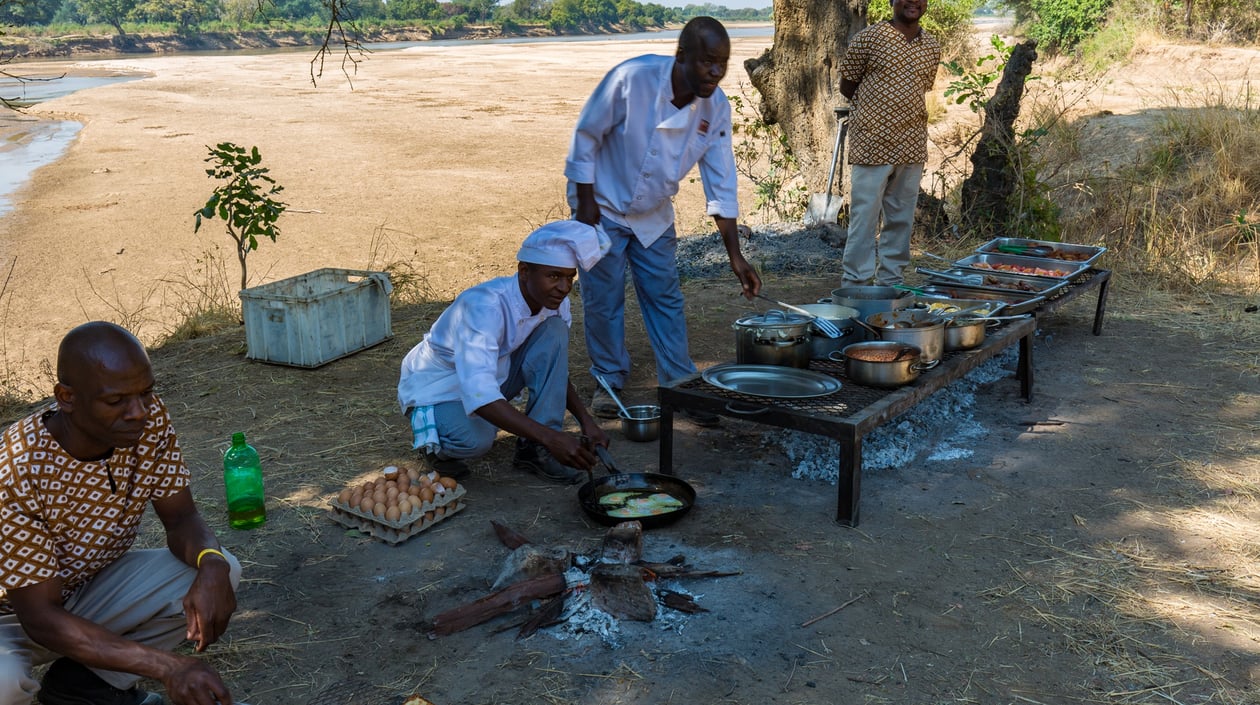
[194,142,287,292]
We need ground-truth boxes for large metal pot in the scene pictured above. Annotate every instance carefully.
[791,302,861,359]
[732,310,813,368]
[864,310,945,364]
[834,340,934,388]
[820,286,914,321]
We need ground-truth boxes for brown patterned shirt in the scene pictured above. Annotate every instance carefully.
[0,398,189,613]
[840,21,941,165]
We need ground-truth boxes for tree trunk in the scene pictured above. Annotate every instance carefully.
[743,0,866,192]
[959,40,1038,237]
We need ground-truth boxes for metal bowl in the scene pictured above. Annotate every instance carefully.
[619,404,661,442]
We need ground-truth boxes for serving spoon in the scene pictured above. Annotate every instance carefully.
[595,375,633,419]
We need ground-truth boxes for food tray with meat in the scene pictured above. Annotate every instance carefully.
[951,253,1091,281]
[908,284,1046,315]
[974,238,1106,266]
[921,268,1068,299]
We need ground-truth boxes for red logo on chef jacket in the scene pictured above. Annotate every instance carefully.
[699,120,710,134]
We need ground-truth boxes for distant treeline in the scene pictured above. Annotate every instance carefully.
[1,0,772,36]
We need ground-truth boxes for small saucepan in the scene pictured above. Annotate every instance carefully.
[577,447,696,530]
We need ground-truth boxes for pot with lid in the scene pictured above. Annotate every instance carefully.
[732,309,813,368]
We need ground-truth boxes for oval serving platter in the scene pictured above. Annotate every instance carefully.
[701,363,842,399]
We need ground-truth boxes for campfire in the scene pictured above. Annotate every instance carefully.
[427,520,740,644]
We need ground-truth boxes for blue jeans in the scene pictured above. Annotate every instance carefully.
[578,216,695,388]
[429,316,570,459]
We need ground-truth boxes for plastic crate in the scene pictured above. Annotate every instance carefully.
[239,268,393,368]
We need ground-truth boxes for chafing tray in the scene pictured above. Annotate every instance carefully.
[920,267,1068,299]
[910,296,1007,317]
[951,253,1090,281]
[975,237,1107,266]
[701,363,842,398]
[909,285,1045,315]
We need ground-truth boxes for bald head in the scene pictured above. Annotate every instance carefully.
[57,321,150,389]
[678,16,728,56]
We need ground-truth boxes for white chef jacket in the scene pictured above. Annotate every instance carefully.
[565,54,740,249]
[397,275,571,416]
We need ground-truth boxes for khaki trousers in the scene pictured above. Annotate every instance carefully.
[0,548,242,705]
[842,163,924,286]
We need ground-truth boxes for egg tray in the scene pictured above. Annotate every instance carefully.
[328,486,466,542]
[330,499,466,545]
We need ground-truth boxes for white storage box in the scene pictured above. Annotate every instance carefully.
[239,268,393,368]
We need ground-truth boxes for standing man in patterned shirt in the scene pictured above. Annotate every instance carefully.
[0,322,243,705]
[839,0,941,286]
[566,16,762,424]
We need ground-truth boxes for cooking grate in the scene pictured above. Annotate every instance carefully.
[679,344,1006,419]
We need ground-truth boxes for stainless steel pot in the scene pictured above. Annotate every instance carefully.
[833,340,934,388]
[791,302,861,359]
[732,309,812,368]
[864,310,945,364]
[820,286,914,321]
[943,318,990,351]
[619,404,661,442]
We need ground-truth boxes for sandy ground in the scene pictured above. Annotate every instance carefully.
[0,34,776,385]
[2,29,1260,705]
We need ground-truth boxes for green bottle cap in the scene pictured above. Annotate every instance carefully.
[232,432,246,444]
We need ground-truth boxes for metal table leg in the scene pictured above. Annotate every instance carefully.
[1092,270,1112,336]
[836,431,861,526]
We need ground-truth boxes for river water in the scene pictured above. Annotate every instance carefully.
[0,25,774,217]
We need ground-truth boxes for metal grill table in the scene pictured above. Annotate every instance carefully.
[1033,268,1112,335]
[657,316,1038,527]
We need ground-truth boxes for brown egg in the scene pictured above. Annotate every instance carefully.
[373,489,387,504]
[385,505,401,522]
[382,465,400,481]
[361,481,374,495]
[385,486,398,501]
[397,497,412,513]
[358,496,375,514]
[396,474,411,490]
[337,487,353,504]
[350,491,363,508]
[434,506,446,518]
[423,511,435,522]
[408,495,424,511]
[419,487,435,503]
[407,467,420,481]
[372,501,387,518]
[407,485,420,497]
[438,477,458,490]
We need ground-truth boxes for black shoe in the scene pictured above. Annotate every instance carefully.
[682,409,722,427]
[513,439,586,485]
[39,658,165,705]
[421,450,469,480]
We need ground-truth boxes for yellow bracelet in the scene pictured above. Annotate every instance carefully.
[196,547,227,569]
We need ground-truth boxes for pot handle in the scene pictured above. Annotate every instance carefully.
[817,297,834,304]
[827,350,847,362]
[724,402,769,415]
[912,359,941,371]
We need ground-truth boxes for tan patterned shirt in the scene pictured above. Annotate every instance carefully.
[0,398,189,613]
[840,21,941,165]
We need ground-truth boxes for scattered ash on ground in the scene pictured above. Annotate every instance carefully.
[766,350,1020,483]
[675,223,843,280]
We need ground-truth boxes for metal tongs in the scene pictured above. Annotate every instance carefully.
[915,266,985,287]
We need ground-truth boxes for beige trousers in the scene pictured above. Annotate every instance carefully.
[842,163,924,286]
[0,548,242,705]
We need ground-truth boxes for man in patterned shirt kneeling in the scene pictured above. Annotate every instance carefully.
[0,321,243,705]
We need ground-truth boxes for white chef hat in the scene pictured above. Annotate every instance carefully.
[516,220,611,272]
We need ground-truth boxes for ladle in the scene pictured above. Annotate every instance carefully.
[595,375,633,419]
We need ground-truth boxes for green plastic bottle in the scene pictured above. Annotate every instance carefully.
[223,432,267,529]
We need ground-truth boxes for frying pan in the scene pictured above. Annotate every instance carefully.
[577,447,696,529]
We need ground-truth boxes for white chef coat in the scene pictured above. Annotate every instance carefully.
[565,54,739,249]
[397,275,571,416]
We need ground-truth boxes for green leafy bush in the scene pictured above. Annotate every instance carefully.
[194,143,287,292]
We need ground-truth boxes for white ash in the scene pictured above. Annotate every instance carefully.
[675,224,841,280]
[545,571,704,648]
[766,349,1018,482]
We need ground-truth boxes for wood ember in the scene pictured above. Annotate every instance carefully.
[426,520,737,638]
